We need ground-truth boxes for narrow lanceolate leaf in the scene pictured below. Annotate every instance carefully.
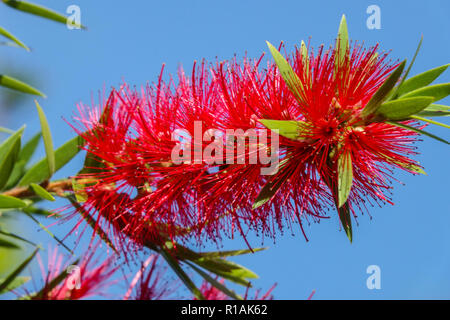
[258,119,308,141]
[300,40,308,62]
[362,60,407,119]
[199,247,267,259]
[24,211,73,254]
[410,115,450,129]
[253,158,289,209]
[387,121,449,145]
[0,26,29,51]
[159,249,205,300]
[0,276,30,294]
[193,257,258,281]
[2,0,85,29]
[338,203,353,243]
[30,183,55,201]
[0,74,45,97]
[392,35,423,99]
[0,229,37,246]
[18,132,41,164]
[0,126,24,190]
[253,177,284,209]
[374,96,434,121]
[417,104,450,117]
[381,153,426,175]
[0,195,27,209]
[68,196,118,254]
[337,150,353,208]
[35,100,55,176]
[266,41,304,103]
[335,14,349,67]
[186,261,243,300]
[191,258,253,287]
[18,135,84,186]
[0,126,14,134]
[0,247,38,294]
[396,64,450,97]
[400,83,450,103]
[0,238,20,249]
[5,133,42,189]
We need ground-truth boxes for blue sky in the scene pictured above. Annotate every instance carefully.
[0,0,449,299]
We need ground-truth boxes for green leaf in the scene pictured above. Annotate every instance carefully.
[417,104,450,117]
[30,183,55,201]
[337,150,353,208]
[5,133,42,189]
[0,25,29,51]
[0,126,15,134]
[258,119,308,141]
[199,247,267,259]
[22,206,59,217]
[362,60,407,119]
[23,211,73,254]
[18,132,41,164]
[68,196,118,254]
[0,74,45,97]
[338,203,352,243]
[400,83,450,103]
[0,276,30,294]
[387,121,449,145]
[0,237,20,249]
[18,135,84,186]
[397,64,449,97]
[375,96,434,121]
[392,36,423,99]
[0,228,37,246]
[335,14,349,68]
[410,115,450,129]
[35,100,55,177]
[159,249,204,300]
[71,178,88,203]
[253,177,284,210]
[186,261,243,300]
[2,0,85,29]
[0,126,24,190]
[266,41,305,103]
[0,247,38,294]
[0,195,27,208]
[193,258,258,280]
[252,158,289,209]
[192,258,256,287]
[402,163,426,175]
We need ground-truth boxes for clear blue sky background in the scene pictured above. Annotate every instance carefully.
[0,0,449,299]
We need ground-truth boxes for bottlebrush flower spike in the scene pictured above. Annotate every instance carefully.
[24,246,118,300]
[258,15,449,241]
[68,15,449,250]
[124,254,178,300]
[195,278,276,300]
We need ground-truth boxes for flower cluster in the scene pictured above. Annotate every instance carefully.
[68,35,425,249]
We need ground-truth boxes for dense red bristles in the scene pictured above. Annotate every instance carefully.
[66,40,423,251]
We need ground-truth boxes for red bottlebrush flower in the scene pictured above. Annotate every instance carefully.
[26,246,117,300]
[124,254,178,300]
[195,279,276,300]
[68,38,426,248]
[265,42,422,226]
